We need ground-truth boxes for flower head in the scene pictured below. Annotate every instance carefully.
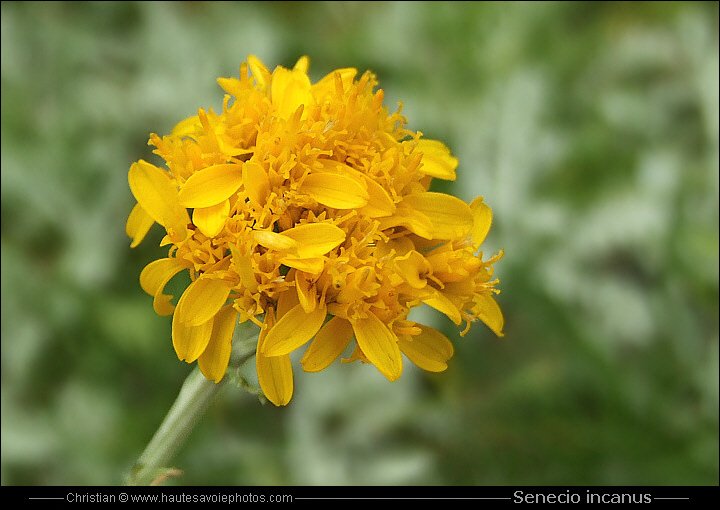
[127,55,504,406]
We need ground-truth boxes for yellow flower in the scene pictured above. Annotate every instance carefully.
[127,55,504,406]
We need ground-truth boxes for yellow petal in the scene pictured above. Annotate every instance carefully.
[416,139,458,181]
[256,308,293,406]
[352,313,402,381]
[301,172,369,209]
[394,250,431,289]
[242,161,270,207]
[271,66,311,119]
[172,311,213,363]
[262,303,327,357]
[313,68,358,98]
[376,236,413,259]
[470,197,492,248]
[153,295,176,317]
[192,199,229,238]
[280,255,325,275]
[140,258,185,295]
[263,305,327,356]
[177,163,243,208]
[126,202,155,248]
[256,351,293,406]
[301,316,354,372]
[342,343,367,364]
[473,293,504,337]
[359,177,396,217]
[174,277,232,327]
[247,55,271,90]
[171,115,203,139]
[403,192,473,240]
[377,207,433,239]
[198,306,238,383]
[139,258,187,316]
[217,133,253,158]
[397,326,454,372]
[422,288,462,325]
[252,230,299,253]
[155,285,184,316]
[294,270,317,313]
[217,76,243,98]
[293,55,310,74]
[230,245,258,292]
[281,222,346,258]
[128,160,188,240]
[276,283,301,318]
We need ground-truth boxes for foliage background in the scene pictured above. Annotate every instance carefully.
[1,1,717,486]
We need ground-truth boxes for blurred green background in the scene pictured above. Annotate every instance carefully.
[1,1,718,486]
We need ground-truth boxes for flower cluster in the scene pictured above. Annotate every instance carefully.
[127,56,503,405]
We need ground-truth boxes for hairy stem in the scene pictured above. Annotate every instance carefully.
[126,321,259,486]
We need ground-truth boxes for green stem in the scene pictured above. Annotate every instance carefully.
[126,322,259,486]
[127,367,223,486]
